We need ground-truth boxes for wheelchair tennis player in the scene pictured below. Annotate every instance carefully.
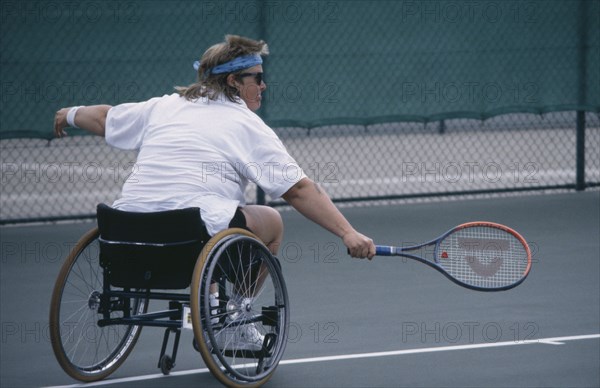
[54,34,375,352]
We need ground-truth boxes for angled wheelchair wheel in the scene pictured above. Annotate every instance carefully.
[49,228,148,382]
[191,228,289,388]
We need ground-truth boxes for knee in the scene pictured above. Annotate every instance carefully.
[261,206,284,239]
[264,206,283,231]
[241,206,284,254]
[241,205,283,236]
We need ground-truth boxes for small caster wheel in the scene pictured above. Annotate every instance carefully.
[160,354,173,375]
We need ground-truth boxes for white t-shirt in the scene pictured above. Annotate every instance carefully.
[105,93,306,235]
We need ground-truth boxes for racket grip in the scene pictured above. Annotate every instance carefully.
[375,245,393,256]
[347,245,394,256]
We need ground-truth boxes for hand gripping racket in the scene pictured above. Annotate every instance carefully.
[374,222,532,291]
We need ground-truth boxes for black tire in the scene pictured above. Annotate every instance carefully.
[160,355,173,375]
[191,228,289,387]
[49,228,148,382]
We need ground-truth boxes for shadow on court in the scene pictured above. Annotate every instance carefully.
[1,191,599,387]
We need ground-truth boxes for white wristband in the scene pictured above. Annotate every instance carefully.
[66,106,82,128]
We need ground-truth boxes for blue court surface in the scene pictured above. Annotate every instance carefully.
[1,191,599,387]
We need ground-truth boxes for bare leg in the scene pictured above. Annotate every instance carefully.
[238,205,282,296]
[239,205,283,255]
[210,206,282,297]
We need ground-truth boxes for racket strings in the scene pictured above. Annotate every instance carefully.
[437,226,529,289]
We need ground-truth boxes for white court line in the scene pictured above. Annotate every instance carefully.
[45,333,600,388]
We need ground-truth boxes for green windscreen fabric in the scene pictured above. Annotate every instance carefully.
[1,0,598,139]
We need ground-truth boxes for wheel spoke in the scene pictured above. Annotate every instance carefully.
[193,232,289,386]
[50,230,145,381]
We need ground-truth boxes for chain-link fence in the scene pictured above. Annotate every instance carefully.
[1,111,598,222]
[1,0,599,223]
[273,111,600,203]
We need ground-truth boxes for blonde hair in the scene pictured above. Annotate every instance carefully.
[175,35,269,102]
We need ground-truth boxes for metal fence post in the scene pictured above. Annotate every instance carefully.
[576,111,586,191]
[575,0,589,191]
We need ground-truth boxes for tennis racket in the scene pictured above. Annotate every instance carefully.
[374,222,532,291]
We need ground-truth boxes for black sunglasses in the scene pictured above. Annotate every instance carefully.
[239,72,264,85]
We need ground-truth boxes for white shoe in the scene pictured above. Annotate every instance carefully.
[215,323,265,352]
[209,292,219,325]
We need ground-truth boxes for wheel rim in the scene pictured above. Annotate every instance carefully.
[201,234,289,384]
[50,230,146,380]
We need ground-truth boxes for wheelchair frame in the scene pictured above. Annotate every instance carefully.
[49,205,289,387]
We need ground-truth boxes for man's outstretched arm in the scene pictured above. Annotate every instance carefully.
[54,105,112,138]
[282,177,376,259]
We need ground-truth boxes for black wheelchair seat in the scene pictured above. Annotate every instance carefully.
[97,203,210,289]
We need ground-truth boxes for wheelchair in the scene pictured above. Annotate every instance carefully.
[49,204,289,387]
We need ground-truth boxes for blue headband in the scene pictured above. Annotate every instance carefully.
[193,54,263,75]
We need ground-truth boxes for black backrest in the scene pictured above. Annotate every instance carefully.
[97,203,207,244]
[96,203,210,289]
